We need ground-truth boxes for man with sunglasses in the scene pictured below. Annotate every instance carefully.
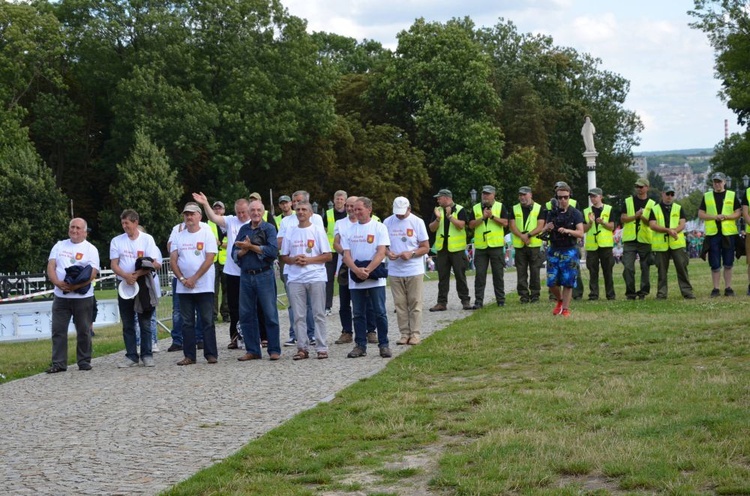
[583,187,616,301]
[546,182,584,300]
[620,178,656,300]
[699,172,741,296]
[544,184,584,317]
[648,186,695,300]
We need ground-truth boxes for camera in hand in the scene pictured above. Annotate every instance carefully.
[482,202,493,210]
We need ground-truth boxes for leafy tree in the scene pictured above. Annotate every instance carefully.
[709,132,750,181]
[0,142,68,272]
[101,129,182,250]
[679,189,706,220]
[647,170,667,201]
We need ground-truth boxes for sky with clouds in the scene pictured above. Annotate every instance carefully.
[281,0,742,153]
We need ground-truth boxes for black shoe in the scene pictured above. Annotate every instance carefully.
[725,287,735,297]
[167,344,183,352]
[683,294,696,300]
[197,341,204,350]
[710,288,720,298]
[78,363,92,371]
[46,365,67,374]
[470,303,483,310]
[637,295,646,300]
[347,346,367,358]
[496,301,505,307]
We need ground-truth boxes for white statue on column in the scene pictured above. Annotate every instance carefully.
[581,115,596,153]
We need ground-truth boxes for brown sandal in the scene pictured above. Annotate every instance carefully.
[317,351,328,360]
[176,357,195,366]
[292,350,309,360]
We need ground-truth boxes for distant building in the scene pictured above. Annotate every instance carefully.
[630,156,648,177]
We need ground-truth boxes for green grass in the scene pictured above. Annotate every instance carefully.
[161,258,750,495]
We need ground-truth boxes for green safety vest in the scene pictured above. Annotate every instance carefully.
[434,204,467,252]
[512,203,543,248]
[207,221,227,265]
[703,190,738,236]
[326,209,337,249]
[651,203,686,251]
[472,202,505,249]
[622,196,655,243]
[583,204,614,250]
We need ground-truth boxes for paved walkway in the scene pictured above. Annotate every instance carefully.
[0,272,517,495]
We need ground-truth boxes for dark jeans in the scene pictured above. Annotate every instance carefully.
[622,241,652,298]
[324,253,337,309]
[226,274,241,341]
[707,234,735,270]
[119,294,154,363]
[51,296,94,369]
[179,292,217,361]
[339,280,376,334]
[473,246,505,305]
[350,286,388,350]
[586,247,615,300]
[436,249,470,305]
[239,269,281,356]
[171,277,204,346]
[514,246,542,302]
[213,262,228,320]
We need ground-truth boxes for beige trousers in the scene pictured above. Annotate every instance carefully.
[389,275,424,339]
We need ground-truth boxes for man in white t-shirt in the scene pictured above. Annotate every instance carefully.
[193,192,250,349]
[110,209,162,368]
[384,197,430,346]
[170,202,218,365]
[341,197,391,358]
[46,218,100,373]
[280,201,332,359]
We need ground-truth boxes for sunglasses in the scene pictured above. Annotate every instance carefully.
[588,193,599,197]
[665,192,675,196]
[635,185,647,189]
[556,195,570,200]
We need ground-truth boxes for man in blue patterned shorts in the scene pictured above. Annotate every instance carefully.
[543,183,584,317]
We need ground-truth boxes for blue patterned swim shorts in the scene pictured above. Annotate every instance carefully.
[546,247,579,288]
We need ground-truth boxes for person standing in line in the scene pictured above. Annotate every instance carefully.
[428,189,471,311]
[468,185,509,309]
[208,201,229,322]
[649,186,695,300]
[46,218,100,373]
[543,184,584,317]
[509,186,546,303]
[332,196,359,344]
[620,178,656,300]
[110,209,162,368]
[342,197,391,358]
[384,197,430,345]
[280,201,332,360]
[323,190,348,316]
[170,202,219,365]
[583,187,616,301]
[699,172,741,296]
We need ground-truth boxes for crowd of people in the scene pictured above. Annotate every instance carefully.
[44,173,748,371]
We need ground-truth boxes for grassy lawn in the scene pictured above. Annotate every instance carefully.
[161,258,749,495]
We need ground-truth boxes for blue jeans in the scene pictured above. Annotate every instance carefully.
[283,273,314,340]
[179,292,217,361]
[339,283,377,334]
[350,286,388,350]
[119,294,154,362]
[171,277,204,346]
[135,311,157,346]
[239,269,281,356]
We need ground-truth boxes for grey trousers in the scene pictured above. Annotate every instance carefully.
[288,281,327,352]
[51,296,94,369]
[474,247,505,305]
[655,248,694,298]
[622,241,652,298]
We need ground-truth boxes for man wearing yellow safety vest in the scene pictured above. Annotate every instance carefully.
[428,189,472,311]
[323,191,348,316]
[468,185,510,308]
[698,172,741,297]
[208,201,229,322]
[620,177,656,300]
[546,181,584,300]
[648,186,695,299]
[509,186,546,303]
[583,187,616,301]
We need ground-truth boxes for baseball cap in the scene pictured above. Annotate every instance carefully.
[664,185,676,194]
[482,185,496,194]
[711,172,727,182]
[182,202,201,214]
[588,187,603,196]
[518,186,532,194]
[278,195,291,203]
[554,181,570,191]
[212,201,225,209]
[248,192,262,200]
[433,189,453,198]
[635,178,650,187]
[392,197,410,215]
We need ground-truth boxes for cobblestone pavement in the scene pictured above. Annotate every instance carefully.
[0,272,517,495]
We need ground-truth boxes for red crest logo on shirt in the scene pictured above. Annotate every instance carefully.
[406,229,414,237]
[75,253,83,260]
[197,242,204,251]
[307,239,315,249]
[367,234,374,244]
[137,251,145,258]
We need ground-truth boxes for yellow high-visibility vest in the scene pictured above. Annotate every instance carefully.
[703,190,738,236]
[583,204,614,250]
[207,221,227,265]
[472,202,505,249]
[651,203,686,251]
[434,205,467,252]
[512,203,543,248]
[622,196,655,243]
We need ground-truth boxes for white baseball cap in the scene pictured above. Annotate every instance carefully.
[392,197,410,215]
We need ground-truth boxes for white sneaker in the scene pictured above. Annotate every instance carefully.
[152,343,160,353]
[325,308,332,316]
[142,356,155,367]
[118,358,140,368]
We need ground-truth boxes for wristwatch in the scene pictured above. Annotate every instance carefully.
[179,276,187,282]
